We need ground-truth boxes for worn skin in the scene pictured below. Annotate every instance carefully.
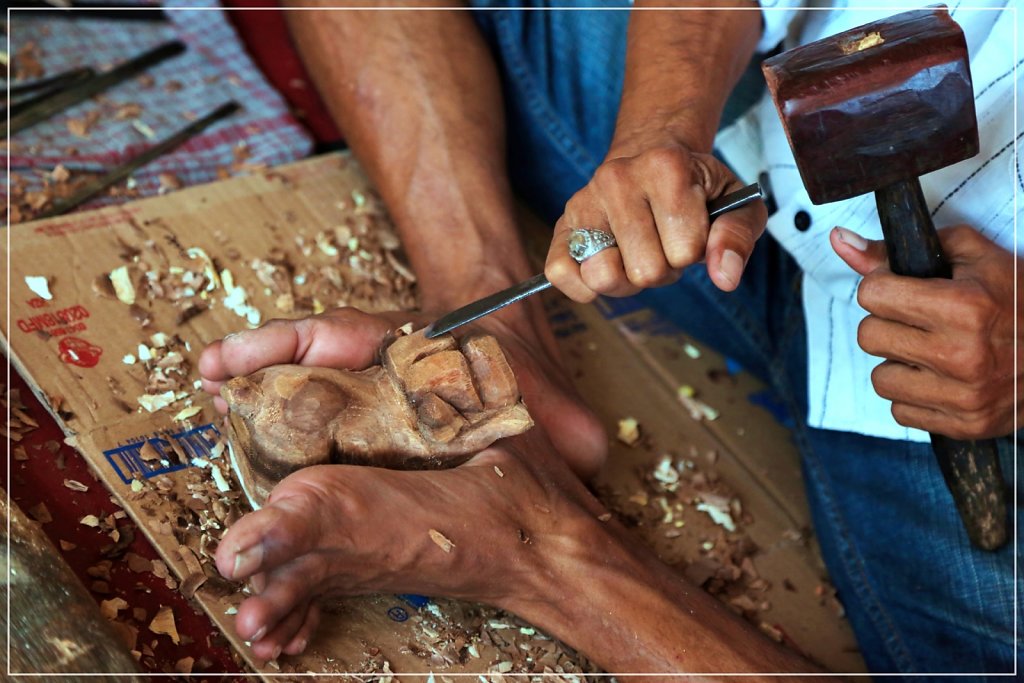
[203,0,825,675]
[221,330,533,507]
[201,308,828,679]
[279,0,609,485]
[832,225,1023,439]
[544,1,767,301]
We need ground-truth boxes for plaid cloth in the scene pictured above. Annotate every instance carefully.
[5,0,313,210]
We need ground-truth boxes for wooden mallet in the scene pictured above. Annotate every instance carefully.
[762,5,1007,550]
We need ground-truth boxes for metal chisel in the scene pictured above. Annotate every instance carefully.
[424,182,764,338]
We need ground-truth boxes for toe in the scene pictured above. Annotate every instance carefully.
[249,599,310,662]
[235,555,322,643]
[217,495,327,581]
[283,603,320,656]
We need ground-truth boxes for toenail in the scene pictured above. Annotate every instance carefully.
[251,626,267,641]
[233,545,263,579]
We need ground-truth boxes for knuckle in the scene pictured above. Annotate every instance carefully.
[857,318,881,355]
[593,159,630,187]
[545,257,576,285]
[664,238,703,269]
[644,146,688,176]
[583,265,622,294]
[957,289,997,330]
[857,275,885,310]
[953,345,993,382]
[628,264,668,289]
[958,384,991,413]
[890,404,914,428]
[870,364,894,397]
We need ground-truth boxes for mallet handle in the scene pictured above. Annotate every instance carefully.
[874,179,1008,550]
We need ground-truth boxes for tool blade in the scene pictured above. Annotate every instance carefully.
[424,273,551,338]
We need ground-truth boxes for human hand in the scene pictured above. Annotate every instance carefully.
[545,143,768,302]
[199,307,607,479]
[832,225,1023,439]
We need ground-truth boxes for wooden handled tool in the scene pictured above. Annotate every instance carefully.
[762,6,1007,550]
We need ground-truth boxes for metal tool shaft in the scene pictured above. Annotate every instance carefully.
[6,40,186,136]
[35,102,241,220]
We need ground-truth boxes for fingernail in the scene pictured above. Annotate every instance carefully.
[296,638,308,653]
[252,626,267,642]
[835,227,868,251]
[718,249,743,288]
[271,645,282,661]
[233,544,263,579]
[223,331,247,345]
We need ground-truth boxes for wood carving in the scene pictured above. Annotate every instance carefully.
[221,329,533,507]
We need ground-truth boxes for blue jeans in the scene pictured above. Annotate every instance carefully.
[469,4,1019,678]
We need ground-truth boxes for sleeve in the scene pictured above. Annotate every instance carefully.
[756,0,804,52]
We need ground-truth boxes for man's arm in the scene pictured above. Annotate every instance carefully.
[284,1,607,477]
[284,2,531,313]
[546,2,769,301]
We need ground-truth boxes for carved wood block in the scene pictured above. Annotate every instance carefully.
[221,330,533,507]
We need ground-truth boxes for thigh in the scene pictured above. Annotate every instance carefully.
[470,1,631,221]
[470,2,769,223]
[797,426,1018,677]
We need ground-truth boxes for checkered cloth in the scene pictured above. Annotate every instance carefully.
[6,0,313,210]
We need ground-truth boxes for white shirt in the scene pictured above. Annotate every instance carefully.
[719,1,1021,441]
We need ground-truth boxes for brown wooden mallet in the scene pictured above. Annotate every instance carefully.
[762,6,1007,550]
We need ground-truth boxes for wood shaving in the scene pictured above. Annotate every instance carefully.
[28,502,52,524]
[63,479,89,492]
[99,597,129,620]
[428,529,455,553]
[24,275,53,300]
[149,606,180,644]
[14,42,45,80]
[616,417,640,445]
[67,110,100,138]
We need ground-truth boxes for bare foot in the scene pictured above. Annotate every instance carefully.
[213,439,600,661]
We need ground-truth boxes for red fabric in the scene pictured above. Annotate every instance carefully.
[5,5,340,674]
[4,370,244,676]
[222,0,342,144]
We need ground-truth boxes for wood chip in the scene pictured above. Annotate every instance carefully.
[428,529,455,553]
[125,552,152,573]
[28,502,52,524]
[175,656,195,675]
[616,417,640,445]
[493,465,504,478]
[63,479,89,492]
[59,540,76,551]
[110,621,138,650]
[100,596,129,620]
[80,514,101,527]
[149,606,180,644]
[150,559,169,579]
[13,446,28,461]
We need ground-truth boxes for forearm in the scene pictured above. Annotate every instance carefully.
[611,1,762,156]
[509,517,824,677]
[285,2,534,310]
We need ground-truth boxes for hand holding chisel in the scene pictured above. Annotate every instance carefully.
[425,183,764,338]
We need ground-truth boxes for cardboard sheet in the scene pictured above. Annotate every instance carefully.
[2,152,864,677]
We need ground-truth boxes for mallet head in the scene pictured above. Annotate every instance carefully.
[762,5,978,204]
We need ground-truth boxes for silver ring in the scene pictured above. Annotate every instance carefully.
[568,228,617,264]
